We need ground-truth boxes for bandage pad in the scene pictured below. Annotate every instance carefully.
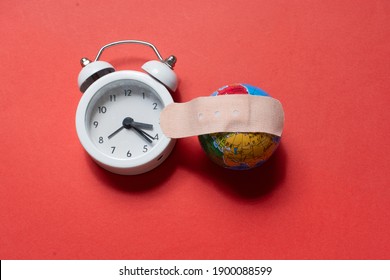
[160,95,285,138]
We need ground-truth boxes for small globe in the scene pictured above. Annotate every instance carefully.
[198,83,281,170]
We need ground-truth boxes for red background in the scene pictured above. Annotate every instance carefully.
[1,0,389,259]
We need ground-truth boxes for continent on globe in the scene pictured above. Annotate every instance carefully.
[198,83,282,170]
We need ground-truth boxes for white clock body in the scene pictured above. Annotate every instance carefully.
[76,70,176,175]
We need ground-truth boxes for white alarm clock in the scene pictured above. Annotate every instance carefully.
[75,40,178,175]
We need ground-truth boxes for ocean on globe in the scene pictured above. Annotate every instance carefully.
[198,83,281,170]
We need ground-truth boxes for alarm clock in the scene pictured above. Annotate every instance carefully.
[75,40,178,175]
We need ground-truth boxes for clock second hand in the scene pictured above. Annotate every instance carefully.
[108,117,154,143]
[108,126,125,139]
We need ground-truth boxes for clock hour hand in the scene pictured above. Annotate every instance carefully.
[131,121,153,130]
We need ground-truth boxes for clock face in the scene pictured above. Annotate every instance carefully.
[76,70,176,175]
[85,79,164,160]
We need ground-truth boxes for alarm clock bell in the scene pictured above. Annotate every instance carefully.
[77,41,178,93]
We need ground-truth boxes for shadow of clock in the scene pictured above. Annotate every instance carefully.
[84,153,175,193]
[176,138,288,201]
[84,139,287,199]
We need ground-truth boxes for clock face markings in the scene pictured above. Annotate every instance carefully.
[86,79,164,160]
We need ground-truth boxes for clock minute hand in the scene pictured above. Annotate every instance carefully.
[131,125,154,143]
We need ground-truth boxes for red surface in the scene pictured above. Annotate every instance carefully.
[1,0,389,259]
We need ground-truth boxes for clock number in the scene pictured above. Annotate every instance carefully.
[99,136,104,144]
[154,134,159,140]
[109,95,116,102]
[93,121,98,128]
[124,89,132,96]
[142,92,146,99]
[153,103,158,110]
[143,145,148,153]
[98,106,107,114]
[127,150,132,157]
[111,146,116,154]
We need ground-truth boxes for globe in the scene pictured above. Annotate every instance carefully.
[198,83,281,170]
